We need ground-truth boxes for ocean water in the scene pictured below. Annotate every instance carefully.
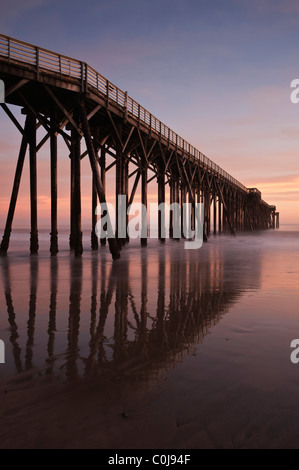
[0,226,299,449]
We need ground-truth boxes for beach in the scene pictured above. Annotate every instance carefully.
[0,227,299,449]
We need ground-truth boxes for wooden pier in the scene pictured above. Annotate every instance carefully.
[0,34,279,259]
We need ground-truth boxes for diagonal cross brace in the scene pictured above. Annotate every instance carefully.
[78,100,120,260]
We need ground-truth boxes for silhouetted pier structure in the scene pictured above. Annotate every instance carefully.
[0,34,279,259]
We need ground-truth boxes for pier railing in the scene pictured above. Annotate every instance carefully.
[0,33,247,192]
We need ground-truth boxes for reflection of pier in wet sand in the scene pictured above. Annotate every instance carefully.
[1,240,260,384]
[2,236,299,450]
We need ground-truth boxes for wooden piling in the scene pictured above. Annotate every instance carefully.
[218,197,222,233]
[213,194,217,235]
[123,158,129,244]
[91,173,98,250]
[28,112,39,254]
[100,148,106,246]
[203,191,208,240]
[174,180,180,240]
[70,135,75,250]
[223,193,227,232]
[181,184,186,238]
[158,173,165,242]
[50,113,58,255]
[141,166,147,247]
[190,190,195,233]
[169,180,174,239]
[115,152,123,248]
[71,127,83,257]
[0,116,29,253]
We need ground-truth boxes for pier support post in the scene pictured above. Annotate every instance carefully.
[222,196,227,232]
[123,158,129,244]
[218,197,222,234]
[174,180,180,240]
[203,191,208,240]
[169,180,174,239]
[190,190,195,233]
[100,148,106,246]
[158,172,165,242]
[141,166,148,247]
[0,116,29,254]
[91,136,99,250]
[50,113,58,255]
[71,127,83,256]
[213,194,217,235]
[70,138,75,250]
[207,193,211,237]
[170,179,180,240]
[115,151,123,248]
[181,184,186,238]
[196,186,201,225]
[91,172,98,250]
[28,112,39,254]
[235,199,239,232]
[239,199,243,231]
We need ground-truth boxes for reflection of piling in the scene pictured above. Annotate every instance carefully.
[47,256,58,373]
[90,254,98,337]
[25,256,38,369]
[139,249,148,344]
[85,255,115,375]
[155,250,166,348]
[113,260,129,360]
[1,258,22,372]
[96,261,114,363]
[66,257,82,379]
[85,254,100,375]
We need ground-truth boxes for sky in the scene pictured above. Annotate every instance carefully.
[0,0,299,228]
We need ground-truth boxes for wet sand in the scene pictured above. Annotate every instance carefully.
[1,228,299,449]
